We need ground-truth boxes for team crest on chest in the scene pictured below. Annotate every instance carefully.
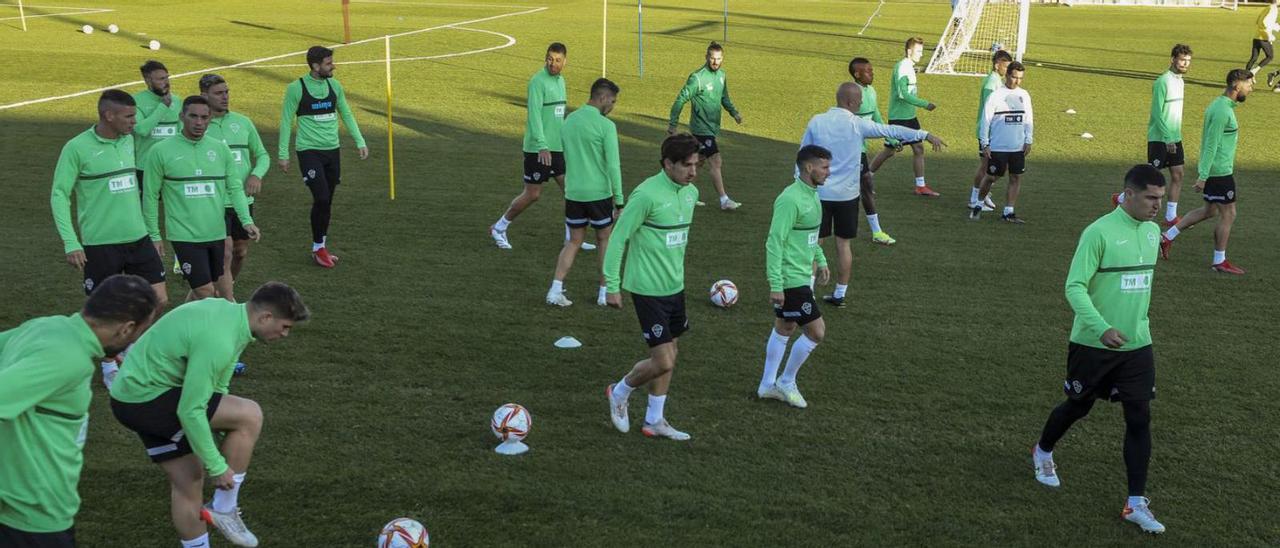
[229,122,241,133]
[207,150,217,162]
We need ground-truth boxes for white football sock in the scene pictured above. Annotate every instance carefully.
[101,360,119,375]
[645,394,666,424]
[210,472,245,513]
[760,329,789,392]
[866,213,882,234]
[1164,226,1180,240]
[1003,206,1015,217]
[1116,192,1126,204]
[720,195,732,205]
[1213,249,1226,265]
[778,334,818,386]
[311,241,324,252]
[181,533,210,548]
[597,285,607,301]
[612,378,634,400]
[1034,444,1052,460]
[970,187,980,204]
[494,216,511,232]
[1165,202,1178,222]
[1127,496,1146,509]
[914,177,926,188]
[833,284,848,299]
[549,280,564,295]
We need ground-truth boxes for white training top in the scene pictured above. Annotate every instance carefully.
[798,107,929,202]
[980,86,1034,153]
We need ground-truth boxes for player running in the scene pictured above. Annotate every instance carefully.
[1246,0,1279,89]
[278,46,369,268]
[1115,45,1192,227]
[848,57,901,245]
[667,42,744,210]
[971,61,1033,223]
[603,134,701,441]
[143,96,260,301]
[0,275,158,548]
[757,145,831,408]
[1031,165,1167,535]
[971,50,1013,214]
[546,78,623,307]
[1160,69,1252,275]
[109,282,309,548]
[868,37,940,197]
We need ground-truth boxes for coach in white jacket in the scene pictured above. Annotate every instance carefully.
[973,61,1034,223]
[798,81,946,306]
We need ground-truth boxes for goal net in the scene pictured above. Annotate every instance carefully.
[1062,0,1236,9]
[925,0,1030,77]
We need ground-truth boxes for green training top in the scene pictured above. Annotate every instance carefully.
[603,171,699,296]
[1065,207,1159,351]
[1147,69,1184,144]
[278,75,366,159]
[523,68,567,153]
[142,134,252,243]
[562,104,623,206]
[766,180,828,292]
[976,71,1002,139]
[668,65,740,137]
[50,126,147,253]
[0,314,103,533]
[888,58,930,121]
[856,82,897,151]
[1198,95,1239,181]
[132,90,182,165]
[205,112,269,207]
[109,300,253,477]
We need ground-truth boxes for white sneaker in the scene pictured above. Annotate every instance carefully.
[983,195,997,210]
[581,241,597,251]
[606,384,629,433]
[720,198,741,211]
[490,225,512,249]
[641,419,691,441]
[757,384,786,402]
[596,293,607,306]
[101,361,119,390]
[1122,497,1166,534]
[203,505,260,547]
[1032,446,1060,487]
[695,200,707,207]
[775,382,808,408]
[545,292,572,307]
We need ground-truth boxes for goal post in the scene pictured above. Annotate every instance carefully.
[926,0,1031,77]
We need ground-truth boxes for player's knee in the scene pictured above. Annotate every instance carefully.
[804,327,825,344]
[242,399,264,434]
[232,244,250,261]
[911,143,925,154]
[775,323,797,338]
[1122,400,1151,428]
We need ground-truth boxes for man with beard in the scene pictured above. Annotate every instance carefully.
[667,42,744,211]
[133,60,182,193]
[1160,69,1253,275]
[0,274,159,547]
[278,46,368,268]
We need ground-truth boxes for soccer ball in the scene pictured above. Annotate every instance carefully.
[377,518,429,548]
[709,280,738,308]
[491,403,531,442]
[107,24,119,33]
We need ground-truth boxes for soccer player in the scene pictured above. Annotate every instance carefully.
[799,82,944,307]
[1118,45,1192,224]
[200,74,268,301]
[667,41,744,210]
[848,57,900,245]
[971,50,1013,214]
[144,96,260,301]
[133,60,182,189]
[278,45,368,268]
[109,282,309,548]
[0,275,158,548]
[52,89,170,387]
[492,43,597,251]
[971,61,1033,223]
[757,145,831,408]
[1031,165,1167,535]
[1160,69,1252,275]
[1246,0,1279,87]
[868,36,940,197]
[603,134,700,441]
[546,78,622,307]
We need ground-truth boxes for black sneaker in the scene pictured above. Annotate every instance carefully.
[822,295,846,308]
[1268,71,1278,89]
[968,203,982,220]
[1001,213,1026,224]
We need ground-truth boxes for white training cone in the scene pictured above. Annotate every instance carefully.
[554,336,582,349]
[1065,108,1077,115]
[1081,132,1094,139]
[81,25,94,34]
[108,24,119,33]
[494,440,529,455]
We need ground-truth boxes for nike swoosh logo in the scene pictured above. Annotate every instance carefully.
[93,150,105,157]
[1116,240,1129,245]
[174,156,184,161]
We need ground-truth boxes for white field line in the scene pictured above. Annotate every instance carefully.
[0,6,112,22]
[0,6,545,111]
[244,27,515,68]
[349,0,540,8]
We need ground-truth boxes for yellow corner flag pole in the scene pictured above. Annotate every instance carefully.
[601,0,607,77]
[385,35,396,200]
[18,0,28,31]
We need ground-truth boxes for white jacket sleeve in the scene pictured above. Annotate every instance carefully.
[979,90,998,148]
[852,117,927,144]
[1023,91,1034,145]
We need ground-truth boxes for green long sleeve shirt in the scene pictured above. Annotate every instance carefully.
[142,134,252,243]
[888,58,930,121]
[278,75,366,159]
[603,171,699,296]
[1198,96,1239,181]
[1147,70,1184,144]
[856,83,896,151]
[0,314,102,533]
[562,104,623,205]
[523,68,567,153]
[50,127,148,253]
[109,300,254,477]
[668,65,739,136]
[205,112,269,207]
[766,180,827,292]
[1065,207,1159,351]
[132,90,182,164]
[976,71,1002,139]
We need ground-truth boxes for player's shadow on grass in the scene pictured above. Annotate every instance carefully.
[229,20,335,44]
[1028,59,1224,89]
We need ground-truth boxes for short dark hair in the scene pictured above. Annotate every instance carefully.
[139,60,167,77]
[905,36,924,51]
[992,50,1013,65]
[796,144,832,167]
[661,133,701,166]
[848,57,870,78]
[98,89,135,114]
[547,42,567,56]
[83,274,159,325]
[1171,44,1193,58]
[707,41,724,54]
[248,282,310,322]
[181,95,209,113]
[198,74,226,93]
[1123,164,1167,191]
[590,78,620,99]
[1007,61,1026,74]
[306,46,334,69]
[1226,68,1252,87]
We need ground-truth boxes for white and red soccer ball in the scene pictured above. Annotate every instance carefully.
[377,518,429,548]
[490,403,531,442]
[709,279,738,308]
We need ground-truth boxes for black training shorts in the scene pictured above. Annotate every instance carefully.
[633,292,689,348]
[224,204,256,242]
[774,286,822,327]
[565,198,615,230]
[1063,343,1155,402]
[171,240,225,289]
[693,134,720,158]
[820,198,859,239]
[1147,141,1185,169]
[110,388,224,464]
[522,151,565,184]
[886,118,923,146]
[82,236,164,295]
[1203,174,1236,204]
[987,150,1027,177]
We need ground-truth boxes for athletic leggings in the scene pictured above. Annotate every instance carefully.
[1247,39,1274,71]
[1038,397,1152,497]
[298,149,341,245]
